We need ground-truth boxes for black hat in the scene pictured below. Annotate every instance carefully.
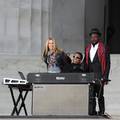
[89,28,101,36]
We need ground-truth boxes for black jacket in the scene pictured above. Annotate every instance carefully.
[43,51,70,72]
[62,63,84,73]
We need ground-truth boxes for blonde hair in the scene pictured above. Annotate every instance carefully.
[43,37,61,58]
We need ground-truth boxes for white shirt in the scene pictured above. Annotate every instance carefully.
[90,43,99,62]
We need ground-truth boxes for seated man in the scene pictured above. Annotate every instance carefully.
[71,52,84,72]
[62,52,84,73]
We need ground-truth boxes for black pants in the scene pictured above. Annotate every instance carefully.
[89,83,105,115]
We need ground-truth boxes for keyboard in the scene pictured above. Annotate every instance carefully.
[27,73,94,84]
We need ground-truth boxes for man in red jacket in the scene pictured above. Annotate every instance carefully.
[84,28,110,115]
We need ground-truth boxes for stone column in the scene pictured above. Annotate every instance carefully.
[41,0,53,54]
[51,0,85,53]
[0,0,52,56]
[85,0,106,45]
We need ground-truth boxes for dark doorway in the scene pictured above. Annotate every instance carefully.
[107,0,120,54]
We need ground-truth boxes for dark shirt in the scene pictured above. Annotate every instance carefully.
[62,63,84,73]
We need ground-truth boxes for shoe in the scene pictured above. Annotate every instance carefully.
[98,111,104,116]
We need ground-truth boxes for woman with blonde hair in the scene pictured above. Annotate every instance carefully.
[43,37,70,73]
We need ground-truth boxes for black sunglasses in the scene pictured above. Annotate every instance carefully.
[73,56,81,59]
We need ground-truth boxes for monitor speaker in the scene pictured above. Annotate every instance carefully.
[32,84,89,116]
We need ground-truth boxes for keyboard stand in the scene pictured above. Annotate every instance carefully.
[8,84,32,116]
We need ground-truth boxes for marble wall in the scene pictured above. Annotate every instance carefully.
[0,0,106,55]
[105,54,120,115]
[0,0,51,56]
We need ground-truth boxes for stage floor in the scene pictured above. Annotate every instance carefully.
[0,113,112,120]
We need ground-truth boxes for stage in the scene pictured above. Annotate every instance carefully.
[0,113,112,120]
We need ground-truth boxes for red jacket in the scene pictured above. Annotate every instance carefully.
[85,41,106,77]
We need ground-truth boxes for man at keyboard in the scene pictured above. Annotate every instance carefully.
[62,52,84,73]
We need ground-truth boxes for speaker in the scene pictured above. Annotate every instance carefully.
[32,84,89,116]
